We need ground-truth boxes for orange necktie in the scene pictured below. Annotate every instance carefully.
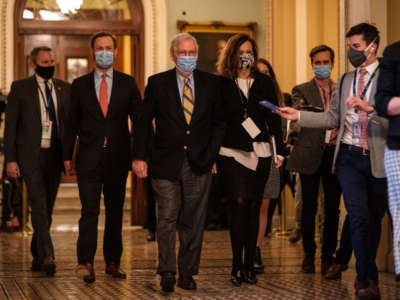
[100,73,108,146]
[99,73,108,117]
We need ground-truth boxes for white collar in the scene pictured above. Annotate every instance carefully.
[35,74,53,85]
[359,60,379,75]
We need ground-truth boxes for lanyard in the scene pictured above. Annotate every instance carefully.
[234,78,251,119]
[352,66,378,100]
[36,80,53,117]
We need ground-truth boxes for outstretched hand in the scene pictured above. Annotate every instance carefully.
[276,107,300,121]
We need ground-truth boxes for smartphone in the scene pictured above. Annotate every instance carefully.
[259,100,280,112]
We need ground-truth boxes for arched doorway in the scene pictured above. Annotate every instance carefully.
[14,0,146,225]
[14,0,144,90]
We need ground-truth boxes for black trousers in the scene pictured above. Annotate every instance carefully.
[145,178,156,233]
[229,197,260,273]
[23,149,61,262]
[151,158,212,277]
[300,146,342,262]
[76,149,128,266]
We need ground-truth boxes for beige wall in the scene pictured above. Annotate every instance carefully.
[272,0,296,94]
[166,0,268,69]
[307,0,340,81]
[387,0,400,44]
[272,0,340,95]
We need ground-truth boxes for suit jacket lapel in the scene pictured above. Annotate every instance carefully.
[30,76,42,125]
[309,80,324,109]
[167,69,186,124]
[368,69,379,106]
[341,71,354,117]
[88,71,105,119]
[53,79,64,126]
[107,70,118,119]
[191,70,202,123]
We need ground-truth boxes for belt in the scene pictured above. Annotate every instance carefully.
[340,143,370,156]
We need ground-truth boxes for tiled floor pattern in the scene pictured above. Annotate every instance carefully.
[0,211,399,299]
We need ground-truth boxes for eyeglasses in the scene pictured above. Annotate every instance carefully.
[177,50,197,56]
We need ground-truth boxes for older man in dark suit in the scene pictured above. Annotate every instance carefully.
[63,32,142,283]
[132,33,225,293]
[286,45,343,276]
[5,46,70,276]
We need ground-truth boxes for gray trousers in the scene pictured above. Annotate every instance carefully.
[151,158,212,277]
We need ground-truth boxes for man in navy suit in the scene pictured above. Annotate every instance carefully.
[63,32,142,283]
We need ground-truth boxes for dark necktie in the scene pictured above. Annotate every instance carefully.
[44,80,58,146]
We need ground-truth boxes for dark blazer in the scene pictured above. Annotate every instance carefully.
[376,41,400,138]
[63,70,142,174]
[132,68,225,180]
[219,72,283,154]
[286,79,328,175]
[4,76,70,174]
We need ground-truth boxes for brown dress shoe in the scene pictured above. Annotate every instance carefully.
[106,262,127,279]
[76,263,95,283]
[357,281,380,300]
[43,256,56,277]
[325,263,346,280]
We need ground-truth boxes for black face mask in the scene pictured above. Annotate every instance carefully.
[347,47,367,68]
[36,65,55,79]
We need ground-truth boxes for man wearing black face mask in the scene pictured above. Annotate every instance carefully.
[278,23,388,300]
[4,46,70,276]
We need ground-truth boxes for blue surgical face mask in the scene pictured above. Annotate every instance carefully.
[313,65,332,79]
[176,56,197,74]
[95,51,114,69]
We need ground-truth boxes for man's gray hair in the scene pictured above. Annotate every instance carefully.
[170,33,199,54]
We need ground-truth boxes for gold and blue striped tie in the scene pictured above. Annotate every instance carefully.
[183,78,194,124]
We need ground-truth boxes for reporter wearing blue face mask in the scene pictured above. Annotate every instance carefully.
[286,45,347,278]
[132,33,225,293]
[63,32,142,283]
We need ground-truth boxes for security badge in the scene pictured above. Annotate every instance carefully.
[352,122,362,140]
[42,120,52,147]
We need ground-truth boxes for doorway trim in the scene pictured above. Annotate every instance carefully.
[0,0,168,91]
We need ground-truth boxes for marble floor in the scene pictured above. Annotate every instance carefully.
[0,208,399,299]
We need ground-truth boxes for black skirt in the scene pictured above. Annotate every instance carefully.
[218,155,271,201]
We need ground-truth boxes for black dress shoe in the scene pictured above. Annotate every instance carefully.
[177,276,197,290]
[43,256,56,276]
[147,230,156,242]
[301,254,315,273]
[76,263,96,283]
[31,260,43,272]
[289,229,301,243]
[161,272,176,292]
[242,270,257,284]
[321,260,333,275]
[253,246,264,274]
[231,270,242,287]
